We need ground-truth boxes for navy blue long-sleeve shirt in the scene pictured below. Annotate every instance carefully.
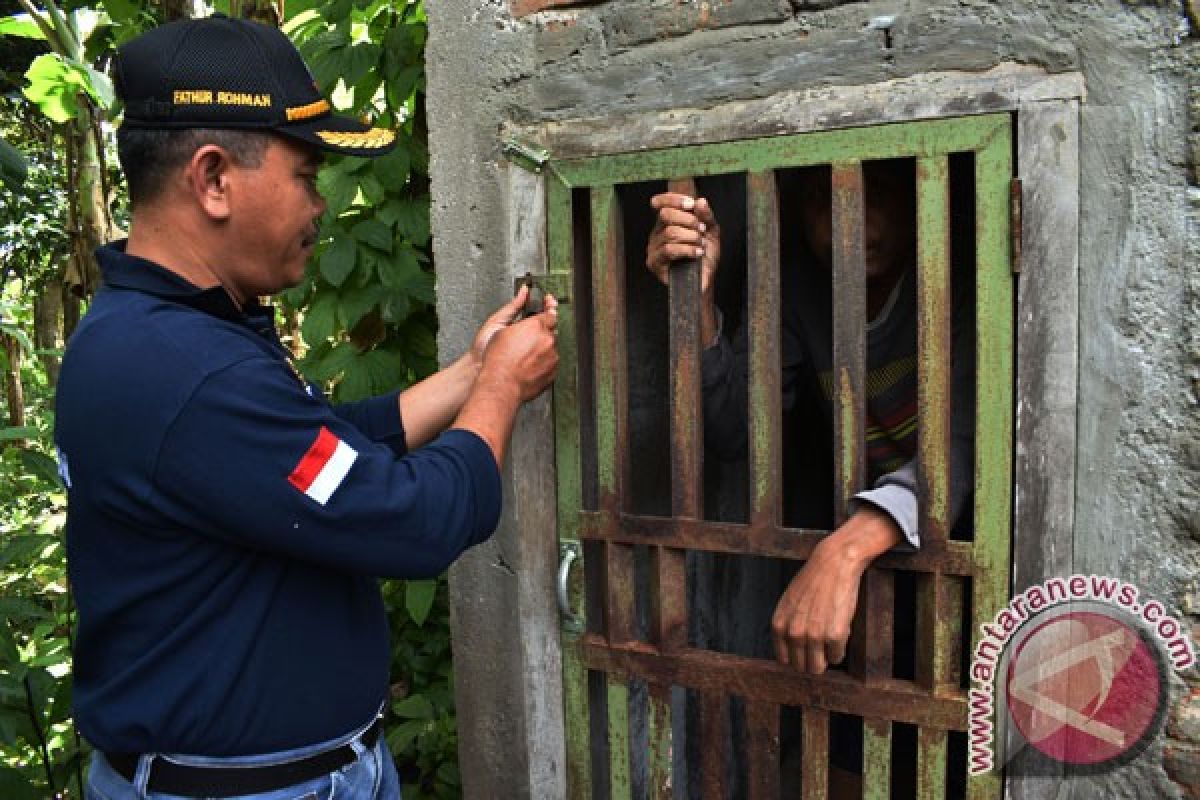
[55,243,502,755]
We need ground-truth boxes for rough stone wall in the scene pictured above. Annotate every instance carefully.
[425,2,1199,797]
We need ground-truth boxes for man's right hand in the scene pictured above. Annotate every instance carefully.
[646,193,722,292]
[453,292,558,468]
[647,193,722,345]
[478,292,559,403]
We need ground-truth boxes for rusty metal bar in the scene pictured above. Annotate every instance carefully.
[830,161,867,518]
[916,155,952,544]
[577,511,978,575]
[580,638,969,730]
[646,684,673,799]
[607,677,632,799]
[802,709,830,800]
[746,170,782,529]
[590,186,637,648]
[744,701,780,800]
[862,718,893,800]
[916,727,948,800]
[665,176,705,522]
[965,122,1014,800]
[916,573,963,691]
[697,691,730,799]
[550,176,595,800]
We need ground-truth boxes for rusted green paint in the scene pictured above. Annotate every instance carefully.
[551,114,1014,800]
[589,185,626,509]
[607,678,632,799]
[916,155,951,541]
[552,115,1009,188]
[916,727,949,800]
[647,685,674,799]
[831,162,867,522]
[970,126,1014,799]
[746,170,782,528]
[802,708,830,799]
[548,175,594,800]
[862,718,892,800]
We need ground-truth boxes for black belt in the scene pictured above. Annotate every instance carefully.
[105,717,383,798]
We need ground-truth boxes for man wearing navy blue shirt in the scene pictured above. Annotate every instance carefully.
[54,16,556,800]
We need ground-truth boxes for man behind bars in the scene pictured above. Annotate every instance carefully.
[54,15,557,800]
[645,160,975,791]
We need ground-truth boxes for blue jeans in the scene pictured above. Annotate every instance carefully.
[85,716,401,800]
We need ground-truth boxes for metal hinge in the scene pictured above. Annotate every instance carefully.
[502,137,551,174]
[1011,177,1023,275]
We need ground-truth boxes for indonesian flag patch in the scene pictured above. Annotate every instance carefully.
[288,427,358,505]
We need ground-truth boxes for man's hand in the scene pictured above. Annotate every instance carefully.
[771,507,903,674]
[453,292,559,467]
[647,193,722,344]
[468,286,533,368]
[478,292,559,403]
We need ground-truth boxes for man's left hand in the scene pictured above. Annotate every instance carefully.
[771,507,903,674]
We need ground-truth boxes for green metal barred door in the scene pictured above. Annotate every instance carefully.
[546,114,1014,799]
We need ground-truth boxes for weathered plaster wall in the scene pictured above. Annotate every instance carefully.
[425,2,1199,797]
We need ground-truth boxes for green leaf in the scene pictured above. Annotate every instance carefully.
[317,164,359,217]
[301,290,339,346]
[0,766,42,800]
[392,692,434,719]
[381,197,430,247]
[319,236,357,287]
[302,340,356,382]
[358,172,385,206]
[0,136,27,191]
[338,283,382,330]
[378,245,420,291]
[101,0,140,24]
[375,146,411,192]
[0,598,52,624]
[19,449,61,484]
[336,356,371,402]
[342,43,381,90]
[0,426,38,442]
[405,579,437,626]
[23,54,78,124]
[351,218,393,253]
[0,15,45,40]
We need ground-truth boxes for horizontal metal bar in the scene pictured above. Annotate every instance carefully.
[580,638,969,731]
[552,114,1009,188]
[577,511,978,575]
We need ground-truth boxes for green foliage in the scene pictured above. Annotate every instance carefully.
[0,2,457,796]
[283,0,437,405]
[0,292,82,799]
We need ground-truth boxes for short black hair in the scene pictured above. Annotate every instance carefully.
[116,127,271,207]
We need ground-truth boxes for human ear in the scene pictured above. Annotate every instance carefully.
[186,145,235,221]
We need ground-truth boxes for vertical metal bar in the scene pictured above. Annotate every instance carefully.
[647,685,673,800]
[591,185,637,646]
[912,156,958,799]
[862,718,893,800]
[592,185,636,800]
[830,162,867,517]
[801,709,830,800]
[666,176,704,522]
[966,126,1014,800]
[915,155,952,545]
[746,171,782,531]
[916,727,949,800]
[744,701,780,800]
[550,176,595,800]
[698,691,730,799]
[607,678,632,799]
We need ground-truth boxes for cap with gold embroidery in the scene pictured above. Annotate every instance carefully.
[114,14,395,157]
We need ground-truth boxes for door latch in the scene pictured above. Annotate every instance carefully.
[513,272,571,319]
